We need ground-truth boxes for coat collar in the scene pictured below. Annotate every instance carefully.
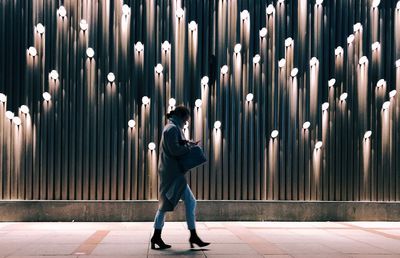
[169,115,184,129]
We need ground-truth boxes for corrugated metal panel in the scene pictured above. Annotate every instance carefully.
[0,0,399,201]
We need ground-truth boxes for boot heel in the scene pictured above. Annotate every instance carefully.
[151,242,156,249]
[190,242,194,248]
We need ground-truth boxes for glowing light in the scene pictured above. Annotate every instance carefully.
[86,47,95,58]
[189,21,197,31]
[148,142,156,150]
[122,4,131,16]
[253,54,261,64]
[382,101,390,110]
[0,93,7,103]
[234,43,242,54]
[353,23,362,32]
[316,0,323,5]
[389,90,397,98]
[271,130,279,139]
[310,57,319,66]
[347,34,355,44]
[155,64,163,74]
[214,121,221,129]
[364,131,372,139]
[266,4,275,15]
[259,27,267,38]
[376,79,385,88]
[322,102,330,111]
[13,117,21,126]
[303,121,311,130]
[20,105,29,114]
[142,96,150,105]
[36,23,45,34]
[28,47,37,57]
[42,92,51,101]
[221,65,229,75]
[396,59,400,67]
[58,6,67,17]
[285,37,293,47]
[240,10,250,20]
[359,56,368,65]
[128,119,136,128]
[195,99,202,108]
[340,92,348,101]
[176,8,184,18]
[162,41,171,52]
[397,1,400,10]
[335,46,344,56]
[328,78,336,87]
[107,72,115,83]
[290,68,298,77]
[135,42,144,52]
[50,70,59,80]
[246,93,254,102]
[372,0,380,8]
[277,0,285,4]
[5,111,14,120]
[315,141,323,149]
[168,98,176,107]
[80,19,88,31]
[201,76,209,85]
[371,42,380,51]
[278,58,286,68]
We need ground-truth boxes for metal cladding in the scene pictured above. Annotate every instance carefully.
[0,1,399,202]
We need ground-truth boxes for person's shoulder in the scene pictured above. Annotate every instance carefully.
[164,122,179,133]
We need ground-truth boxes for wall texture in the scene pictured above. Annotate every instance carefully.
[0,0,399,202]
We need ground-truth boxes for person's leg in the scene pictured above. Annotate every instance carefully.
[181,184,209,248]
[181,184,196,230]
[151,209,171,249]
[153,209,166,229]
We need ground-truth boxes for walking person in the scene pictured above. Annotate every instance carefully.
[150,105,210,250]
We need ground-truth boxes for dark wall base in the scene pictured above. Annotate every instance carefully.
[0,201,399,222]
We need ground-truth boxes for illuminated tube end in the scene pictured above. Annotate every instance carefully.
[195,99,202,107]
[271,130,279,138]
[107,72,115,83]
[303,121,311,130]
[340,92,348,101]
[246,93,254,102]
[169,98,176,107]
[322,102,330,111]
[128,119,136,128]
[234,44,242,54]
[221,65,229,75]
[142,96,150,105]
[291,68,298,77]
[364,130,372,139]
[328,78,336,87]
[382,101,390,110]
[42,92,51,101]
[315,141,323,149]
[148,142,156,150]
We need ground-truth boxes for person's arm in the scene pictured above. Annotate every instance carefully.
[164,126,191,156]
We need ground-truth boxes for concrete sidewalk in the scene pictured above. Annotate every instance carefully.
[1,221,400,257]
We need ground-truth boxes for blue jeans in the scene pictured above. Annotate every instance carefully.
[154,184,196,230]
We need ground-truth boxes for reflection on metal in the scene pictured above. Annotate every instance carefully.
[0,0,399,202]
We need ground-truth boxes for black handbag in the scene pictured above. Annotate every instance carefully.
[178,145,207,172]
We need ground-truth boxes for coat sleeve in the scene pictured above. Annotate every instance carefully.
[164,126,191,156]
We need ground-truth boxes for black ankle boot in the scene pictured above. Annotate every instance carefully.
[189,229,210,248]
[151,229,171,250]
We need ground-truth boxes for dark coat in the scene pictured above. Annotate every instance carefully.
[157,118,191,212]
